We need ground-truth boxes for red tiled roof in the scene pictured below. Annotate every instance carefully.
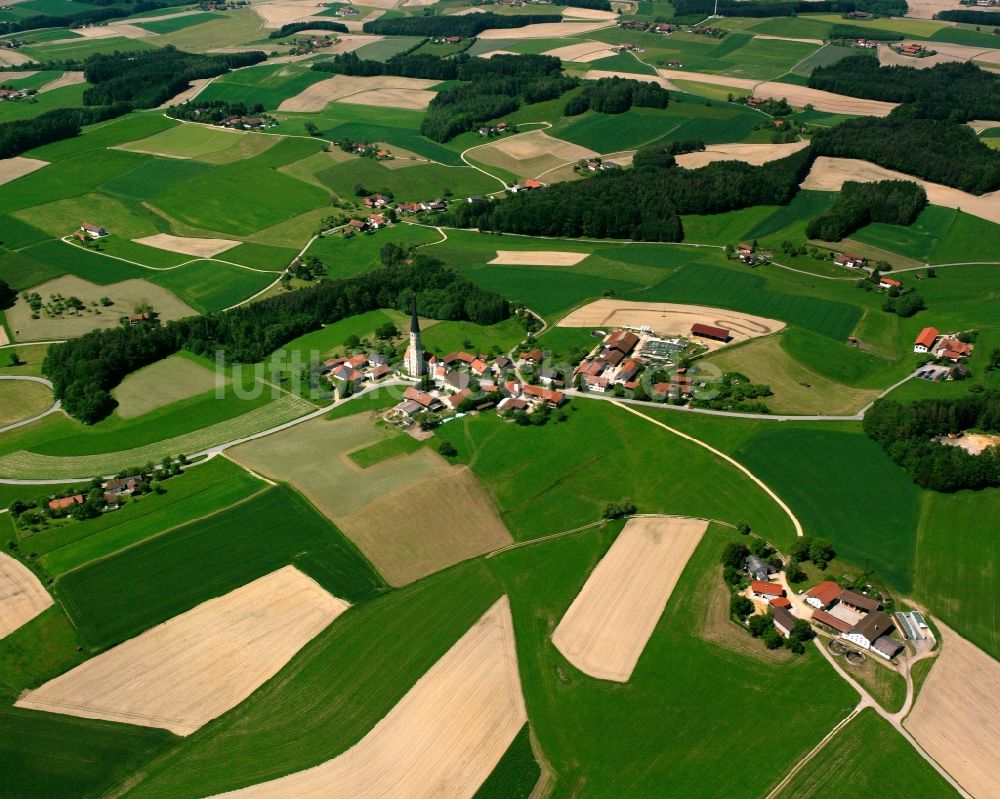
[806,581,842,606]
[770,597,792,608]
[915,327,939,348]
[402,387,436,408]
[48,494,84,511]
[751,580,784,597]
[522,384,565,405]
[880,277,901,287]
[691,323,730,340]
[368,364,390,379]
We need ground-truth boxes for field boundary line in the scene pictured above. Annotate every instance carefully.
[53,484,272,579]
[764,704,863,799]
[609,400,805,538]
[56,236,283,275]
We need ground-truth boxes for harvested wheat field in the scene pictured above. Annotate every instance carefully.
[159,77,213,108]
[5,275,197,341]
[542,41,613,62]
[904,0,962,18]
[0,156,47,186]
[558,299,785,351]
[476,49,518,58]
[561,6,617,19]
[0,70,34,82]
[213,597,526,799]
[279,75,439,112]
[0,50,33,67]
[38,71,85,94]
[878,45,964,69]
[676,140,810,169]
[489,250,589,266]
[339,87,436,111]
[478,21,613,39]
[134,233,239,258]
[75,22,152,38]
[325,34,383,55]
[553,516,708,682]
[253,0,325,28]
[0,552,53,640]
[229,415,510,585]
[753,81,898,115]
[904,621,1000,799]
[16,567,347,736]
[803,156,1000,225]
[472,129,596,178]
[335,468,512,586]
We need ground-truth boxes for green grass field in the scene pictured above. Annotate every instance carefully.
[55,483,384,649]
[0,605,84,701]
[135,11,221,34]
[774,708,959,798]
[0,83,86,123]
[348,432,424,468]
[32,458,265,578]
[116,561,502,798]
[487,524,857,796]
[148,259,277,313]
[474,725,540,799]
[111,352,223,418]
[317,158,499,203]
[435,399,798,547]
[915,488,1000,661]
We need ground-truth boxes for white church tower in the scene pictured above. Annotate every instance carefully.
[404,294,425,377]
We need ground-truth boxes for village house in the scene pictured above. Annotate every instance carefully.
[899,43,925,55]
[670,369,693,398]
[833,252,866,268]
[519,347,543,366]
[843,610,896,651]
[745,554,777,581]
[103,476,141,496]
[366,213,387,229]
[653,22,674,33]
[0,87,26,100]
[521,383,566,407]
[879,276,902,291]
[397,202,422,214]
[750,580,785,600]
[128,312,155,326]
[913,326,940,354]
[933,336,973,362]
[770,596,792,610]
[421,199,447,212]
[772,605,796,639]
[335,5,357,14]
[510,179,544,193]
[347,218,367,233]
[48,494,84,511]
[805,580,842,610]
[364,194,390,208]
[397,386,444,417]
[80,222,108,239]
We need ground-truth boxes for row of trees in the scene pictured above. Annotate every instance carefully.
[828,24,902,40]
[935,9,1000,23]
[314,50,459,80]
[420,55,575,142]
[83,48,266,108]
[808,57,1000,121]
[810,116,1000,195]
[805,179,927,241]
[564,76,670,116]
[166,99,265,123]
[0,48,264,159]
[42,255,511,424]
[863,394,1000,491]
[0,0,189,35]
[363,11,560,37]
[268,20,347,38]
[670,0,905,17]
[439,146,813,241]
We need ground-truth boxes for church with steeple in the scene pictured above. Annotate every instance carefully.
[404,294,425,377]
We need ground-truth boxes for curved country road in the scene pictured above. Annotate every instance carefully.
[0,375,61,436]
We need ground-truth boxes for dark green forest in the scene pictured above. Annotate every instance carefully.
[805,179,926,241]
[363,12,561,37]
[564,76,670,116]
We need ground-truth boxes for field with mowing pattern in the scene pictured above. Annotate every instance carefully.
[112,353,225,419]
[0,379,51,426]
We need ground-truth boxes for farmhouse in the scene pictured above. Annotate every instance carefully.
[127,312,155,326]
[914,326,939,353]
[691,323,731,343]
[103,476,140,496]
[933,337,973,362]
[521,383,566,407]
[770,596,792,609]
[397,202,422,214]
[745,554,776,581]
[879,277,902,291]
[80,222,108,239]
[843,611,896,652]
[833,252,866,268]
[840,589,880,613]
[401,386,443,412]
[772,605,796,639]
[811,608,854,634]
[510,179,544,192]
[47,494,84,511]
[0,87,26,100]
[364,194,390,208]
[750,580,785,599]
[520,347,543,365]
[805,580,842,610]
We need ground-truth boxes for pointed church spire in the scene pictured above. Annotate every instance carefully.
[410,293,420,334]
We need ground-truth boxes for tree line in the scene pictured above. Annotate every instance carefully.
[439,146,813,241]
[268,20,348,38]
[810,116,1000,195]
[805,179,927,241]
[165,99,265,122]
[828,24,902,40]
[808,56,1000,121]
[419,54,575,142]
[42,255,510,424]
[0,0,189,35]
[863,394,1000,491]
[0,48,264,159]
[670,0,905,17]
[564,76,670,116]
[935,9,1000,23]
[363,11,561,37]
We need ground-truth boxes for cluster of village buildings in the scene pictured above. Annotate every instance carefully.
[745,556,908,660]
[47,475,144,515]
[913,327,974,362]
[0,86,31,101]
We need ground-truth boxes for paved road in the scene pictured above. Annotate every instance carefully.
[0,375,61,436]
